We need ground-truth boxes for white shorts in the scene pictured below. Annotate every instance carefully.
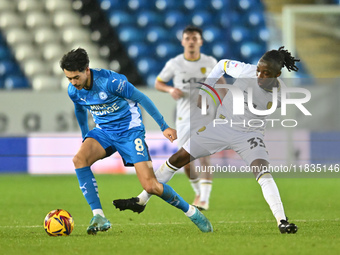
[183,121,269,165]
[176,108,215,149]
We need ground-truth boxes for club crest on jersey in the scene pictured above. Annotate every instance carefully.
[99,92,108,100]
[200,67,206,74]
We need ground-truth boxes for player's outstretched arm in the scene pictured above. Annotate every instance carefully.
[163,127,177,143]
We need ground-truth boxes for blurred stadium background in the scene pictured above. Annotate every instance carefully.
[0,0,339,175]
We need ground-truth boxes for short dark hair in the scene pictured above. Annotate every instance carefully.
[182,25,203,38]
[261,46,300,72]
[60,48,89,72]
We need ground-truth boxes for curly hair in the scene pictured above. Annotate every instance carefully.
[261,46,300,72]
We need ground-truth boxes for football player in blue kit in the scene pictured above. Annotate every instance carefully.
[59,48,212,234]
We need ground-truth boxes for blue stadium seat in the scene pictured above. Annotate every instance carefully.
[246,11,265,27]
[137,57,159,75]
[146,73,158,87]
[256,27,270,44]
[127,0,155,11]
[146,26,170,43]
[0,78,4,88]
[240,42,263,61]
[236,0,256,12]
[155,0,182,11]
[210,0,231,11]
[191,11,213,27]
[230,27,251,43]
[211,42,230,59]
[127,42,151,59]
[117,26,144,43]
[156,42,180,59]
[164,11,189,28]
[202,26,224,43]
[183,0,210,11]
[108,11,135,27]
[99,0,125,12]
[0,45,11,60]
[137,11,162,28]
[0,60,20,78]
[4,75,30,89]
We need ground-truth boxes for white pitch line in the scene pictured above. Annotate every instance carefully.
[1,218,339,229]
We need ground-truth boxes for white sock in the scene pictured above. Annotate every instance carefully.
[137,160,178,205]
[189,178,200,196]
[184,205,196,217]
[92,209,105,217]
[199,179,212,204]
[257,173,286,225]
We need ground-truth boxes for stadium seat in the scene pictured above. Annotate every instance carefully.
[0,60,21,77]
[108,10,135,27]
[146,73,158,87]
[17,0,44,13]
[68,42,100,59]
[127,0,154,11]
[257,27,270,44]
[0,0,16,12]
[4,75,30,89]
[137,11,162,28]
[0,13,25,31]
[99,0,125,12]
[211,42,230,59]
[117,26,144,43]
[164,11,189,28]
[183,0,210,11]
[0,45,11,60]
[146,26,170,43]
[137,57,158,74]
[13,43,38,62]
[202,26,224,43]
[34,27,61,45]
[127,42,150,59]
[45,0,73,12]
[246,11,265,27]
[0,78,4,88]
[230,27,251,43]
[236,0,256,12]
[22,58,50,77]
[53,10,82,28]
[210,0,231,11]
[191,11,213,27]
[156,42,179,59]
[61,27,92,45]
[32,75,60,91]
[155,0,180,11]
[240,42,263,60]
[25,11,52,29]
[41,43,65,61]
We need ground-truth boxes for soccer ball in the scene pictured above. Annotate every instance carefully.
[44,209,74,236]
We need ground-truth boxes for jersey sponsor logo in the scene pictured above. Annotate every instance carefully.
[182,77,205,84]
[99,92,108,100]
[200,67,206,74]
[89,103,120,115]
[116,79,126,94]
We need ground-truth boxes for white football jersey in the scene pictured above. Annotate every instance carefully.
[203,60,285,133]
[157,53,218,126]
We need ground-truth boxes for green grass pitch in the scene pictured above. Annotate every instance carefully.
[0,173,340,255]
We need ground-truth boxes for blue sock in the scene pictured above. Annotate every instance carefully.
[75,166,102,210]
[160,183,189,213]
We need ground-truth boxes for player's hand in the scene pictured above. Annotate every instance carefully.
[169,88,183,100]
[163,127,177,143]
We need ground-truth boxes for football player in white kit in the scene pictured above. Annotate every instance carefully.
[114,46,299,234]
[154,25,226,210]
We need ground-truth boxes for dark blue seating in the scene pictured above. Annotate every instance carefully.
[4,75,30,89]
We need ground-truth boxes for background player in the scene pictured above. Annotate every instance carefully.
[114,46,299,234]
[154,25,226,210]
[60,48,213,234]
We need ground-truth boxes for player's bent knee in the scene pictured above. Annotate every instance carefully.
[72,154,88,168]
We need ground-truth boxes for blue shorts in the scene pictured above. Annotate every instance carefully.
[84,127,151,166]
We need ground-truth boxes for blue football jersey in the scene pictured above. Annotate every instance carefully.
[68,68,144,133]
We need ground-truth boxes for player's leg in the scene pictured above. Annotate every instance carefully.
[114,147,192,210]
[73,131,112,234]
[183,163,201,207]
[133,161,213,232]
[251,159,298,234]
[197,156,213,210]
